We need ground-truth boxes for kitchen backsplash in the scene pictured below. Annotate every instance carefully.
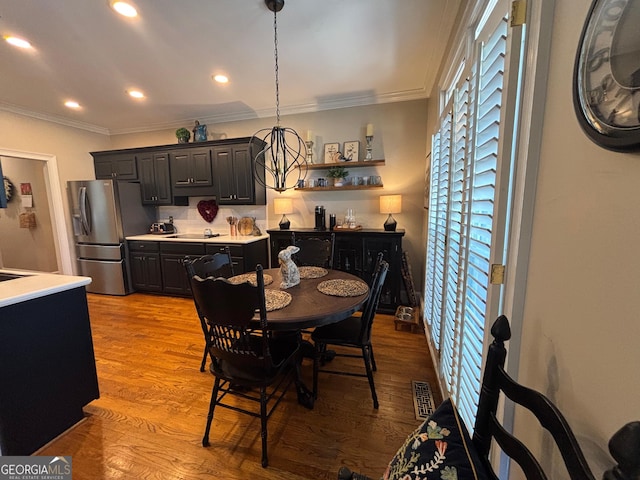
[157,197,267,235]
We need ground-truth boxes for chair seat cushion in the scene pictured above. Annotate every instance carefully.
[383,398,490,480]
[311,315,362,346]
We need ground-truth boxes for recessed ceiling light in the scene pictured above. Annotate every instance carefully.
[111,1,138,18]
[4,36,32,49]
[213,74,229,84]
[127,90,145,99]
[65,100,81,109]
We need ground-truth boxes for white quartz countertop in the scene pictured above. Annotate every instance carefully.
[0,269,92,308]
[126,233,270,244]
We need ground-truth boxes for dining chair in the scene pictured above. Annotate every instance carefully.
[184,250,235,372]
[291,231,335,269]
[311,260,389,409]
[188,264,304,468]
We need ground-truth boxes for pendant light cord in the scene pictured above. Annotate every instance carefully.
[273,8,280,127]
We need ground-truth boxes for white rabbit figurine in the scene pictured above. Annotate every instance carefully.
[278,245,300,289]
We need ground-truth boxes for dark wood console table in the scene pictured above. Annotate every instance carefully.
[267,228,404,313]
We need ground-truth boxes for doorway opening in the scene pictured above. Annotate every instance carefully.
[0,149,72,274]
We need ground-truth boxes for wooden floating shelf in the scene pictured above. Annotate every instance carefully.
[304,160,385,170]
[295,184,384,192]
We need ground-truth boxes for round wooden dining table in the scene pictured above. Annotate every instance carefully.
[259,267,369,331]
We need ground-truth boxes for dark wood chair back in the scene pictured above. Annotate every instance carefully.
[359,260,389,342]
[184,251,236,371]
[473,315,640,480]
[291,232,335,269]
[185,249,234,280]
[189,265,274,373]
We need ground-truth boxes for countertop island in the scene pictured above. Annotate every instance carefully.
[0,268,92,307]
[0,269,99,455]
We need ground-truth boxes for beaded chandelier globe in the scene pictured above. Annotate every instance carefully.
[251,0,308,193]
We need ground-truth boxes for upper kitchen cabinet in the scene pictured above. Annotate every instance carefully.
[169,146,215,196]
[92,152,138,181]
[138,151,172,205]
[212,137,266,205]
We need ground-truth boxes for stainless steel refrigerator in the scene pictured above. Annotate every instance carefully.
[67,179,155,295]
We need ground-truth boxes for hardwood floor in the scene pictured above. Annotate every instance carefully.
[39,293,441,479]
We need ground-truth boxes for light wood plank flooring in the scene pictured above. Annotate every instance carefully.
[39,293,441,479]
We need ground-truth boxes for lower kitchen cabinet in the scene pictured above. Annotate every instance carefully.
[127,238,268,296]
[206,239,269,274]
[159,242,206,295]
[128,241,163,293]
[267,229,404,313]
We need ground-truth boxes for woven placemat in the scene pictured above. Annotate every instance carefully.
[228,273,273,286]
[265,289,292,311]
[299,266,328,279]
[317,279,368,297]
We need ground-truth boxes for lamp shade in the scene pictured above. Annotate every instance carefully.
[274,197,293,215]
[379,195,402,214]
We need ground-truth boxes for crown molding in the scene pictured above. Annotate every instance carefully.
[2,87,429,137]
[0,102,110,136]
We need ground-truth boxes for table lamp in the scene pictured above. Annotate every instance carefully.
[379,194,402,231]
[274,197,293,230]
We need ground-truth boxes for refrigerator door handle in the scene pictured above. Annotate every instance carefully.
[79,186,91,235]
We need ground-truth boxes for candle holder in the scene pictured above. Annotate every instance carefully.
[305,140,314,164]
[365,135,373,161]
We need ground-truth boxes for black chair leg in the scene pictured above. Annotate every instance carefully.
[202,377,220,446]
[260,386,268,468]
[362,346,379,409]
[369,345,377,372]
[200,345,207,372]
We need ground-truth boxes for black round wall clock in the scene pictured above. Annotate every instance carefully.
[573,0,640,151]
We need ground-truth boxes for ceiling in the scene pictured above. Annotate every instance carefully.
[0,0,461,135]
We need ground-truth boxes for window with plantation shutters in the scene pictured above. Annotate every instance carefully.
[424,5,519,431]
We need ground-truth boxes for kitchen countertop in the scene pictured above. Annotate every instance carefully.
[126,233,270,244]
[0,269,92,308]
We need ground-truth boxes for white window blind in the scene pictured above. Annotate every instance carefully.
[424,13,509,430]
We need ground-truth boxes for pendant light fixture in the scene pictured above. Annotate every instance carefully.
[251,0,308,193]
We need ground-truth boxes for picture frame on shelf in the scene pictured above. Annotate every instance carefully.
[343,141,359,162]
[323,143,341,163]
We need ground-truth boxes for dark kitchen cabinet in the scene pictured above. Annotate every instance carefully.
[92,136,265,205]
[127,238,269,296]
[93,152,138,181]
[206,239,269,274]
[212,138,266,205]
[128,241,163,293]
[159,242,206,296]
[139,151,172,205]
[268,228,404,313]
[170,147,215,196]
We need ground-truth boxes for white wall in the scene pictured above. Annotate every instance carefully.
[112,100,429,291]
